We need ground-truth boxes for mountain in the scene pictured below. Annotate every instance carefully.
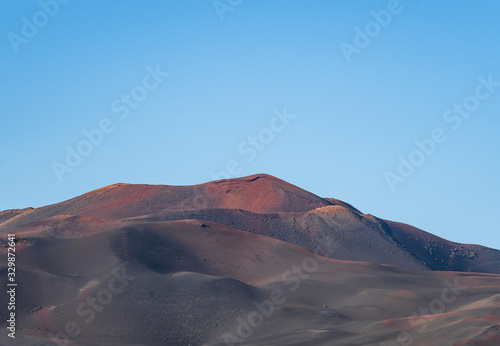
[2,174,499,274]
[2,174,500,345]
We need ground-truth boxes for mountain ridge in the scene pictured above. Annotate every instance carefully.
[1,173,499,274]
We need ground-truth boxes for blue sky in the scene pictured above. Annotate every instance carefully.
[1,0,499,249]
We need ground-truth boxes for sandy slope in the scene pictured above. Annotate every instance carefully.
[0,221,499,345]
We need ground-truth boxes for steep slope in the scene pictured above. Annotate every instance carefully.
[382,219,500,273]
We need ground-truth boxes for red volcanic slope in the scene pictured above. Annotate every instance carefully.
[0,174,333,223]
[1,174,500,274]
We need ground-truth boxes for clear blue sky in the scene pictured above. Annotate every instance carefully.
[1,1,499,249]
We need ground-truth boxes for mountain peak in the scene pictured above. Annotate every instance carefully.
[83,183,130,195]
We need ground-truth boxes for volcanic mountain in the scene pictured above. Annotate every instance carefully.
[1,174,500,345]
[2,174,499,274]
